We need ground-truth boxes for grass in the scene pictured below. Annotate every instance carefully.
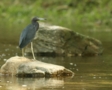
[0,0,112,44]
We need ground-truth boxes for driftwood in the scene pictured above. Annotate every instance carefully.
[0,56,74,78]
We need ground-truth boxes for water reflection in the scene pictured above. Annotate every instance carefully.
[0,77,65,90]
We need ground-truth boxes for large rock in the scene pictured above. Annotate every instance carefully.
[25,23,103,56]
[0,56,74,77]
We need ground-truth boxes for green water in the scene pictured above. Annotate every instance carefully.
[0,30,112,90]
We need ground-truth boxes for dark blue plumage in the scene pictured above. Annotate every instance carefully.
[19,17,44,49]
[19,21,39,48]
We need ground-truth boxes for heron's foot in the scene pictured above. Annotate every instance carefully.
[32,58,36,61]
[33,57,36,60]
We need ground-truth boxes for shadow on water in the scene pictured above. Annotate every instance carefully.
[0,27,112,90]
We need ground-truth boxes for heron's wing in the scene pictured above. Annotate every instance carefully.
[19,24,37,48]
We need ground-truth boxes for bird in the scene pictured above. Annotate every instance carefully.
[19,17,45,60]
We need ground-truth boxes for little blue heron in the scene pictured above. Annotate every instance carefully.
[19,17,45,60]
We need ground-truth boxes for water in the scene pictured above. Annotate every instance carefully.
[0,41,112,90]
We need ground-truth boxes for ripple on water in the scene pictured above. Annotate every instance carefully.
[5,48,9,52]
[2,54,6,57]
[22,85,27,87]
[70,63,73,65]
[3,59,7,61]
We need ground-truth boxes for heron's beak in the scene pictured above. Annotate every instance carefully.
[38,18,45,21]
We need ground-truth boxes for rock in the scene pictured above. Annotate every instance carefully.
[0,56,31,75]
[25,23,103,56]
[0,56,74,77]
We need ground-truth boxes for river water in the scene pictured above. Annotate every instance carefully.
[0,31,112,90]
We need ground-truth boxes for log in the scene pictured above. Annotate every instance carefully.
[0,56,74,78]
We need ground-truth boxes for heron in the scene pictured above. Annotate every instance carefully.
[19,17,45,60]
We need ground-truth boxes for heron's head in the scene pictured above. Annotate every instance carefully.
[32,17,45,22]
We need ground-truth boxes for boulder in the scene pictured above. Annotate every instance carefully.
[0,56,74,77]
[25,23,103,56]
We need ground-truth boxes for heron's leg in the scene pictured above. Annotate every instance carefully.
[31,42,36,60]
[22,48,24,56]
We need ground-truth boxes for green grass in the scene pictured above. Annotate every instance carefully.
[0,0,112,44]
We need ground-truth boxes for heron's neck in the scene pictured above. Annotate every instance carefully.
[32,21,39,29]
[32,21,38,25]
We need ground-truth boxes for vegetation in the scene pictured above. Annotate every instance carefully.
[0,0,112,43]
